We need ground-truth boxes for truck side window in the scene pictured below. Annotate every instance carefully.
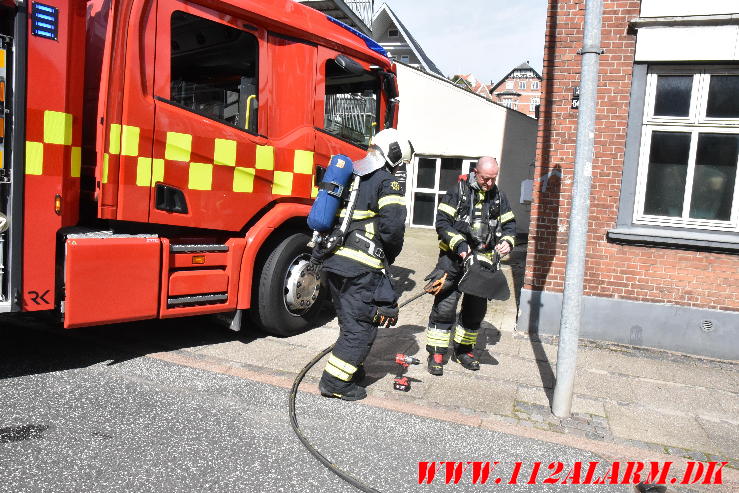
[170,11,259,133]
[323,59,380,147]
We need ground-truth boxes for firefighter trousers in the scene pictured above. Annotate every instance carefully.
[426,253,486,355]
[320,270,395,393]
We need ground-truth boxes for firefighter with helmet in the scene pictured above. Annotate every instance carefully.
[314,128,414,401]
[423,156,516,376]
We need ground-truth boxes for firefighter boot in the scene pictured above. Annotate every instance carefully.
[427,353,444,376]
[452,351,480,371]
[319,381,367,401]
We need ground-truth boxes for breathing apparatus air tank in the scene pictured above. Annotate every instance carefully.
[307,154,354,233]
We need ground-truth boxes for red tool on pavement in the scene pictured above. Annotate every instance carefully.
[393,353,420,392]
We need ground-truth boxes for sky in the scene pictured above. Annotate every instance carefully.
[376,0,547,85]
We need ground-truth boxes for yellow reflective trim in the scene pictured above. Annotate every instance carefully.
[501,235,515,247]
[294,150,313,174]
[449,234,465,250]
[109,124,121,154]
[233,166,255,193]
[324,362,352,382]
[255,145,274,170]
[121,125,140,156]
[272,170,293,195]
[70,146,81,178]
[378,195,405,208]
[500,211,515,223]
[453,327,478,345]
[334,247,384,269]
[165,132,192,161]
[25,141,43,175]
[0,49,4,68]
[102,153,109,183]
[338,209,377,220]
[328,354,357,374]
[44,111,72,146]
[438,202,457,217]
[425,327,451,346]
[364,222,375,239]
[136,157,152,187]
[439,241,450,252]
[214,139,236,167]
[188,162,213,190]
[311,186,319,198]
[152,158,164,185]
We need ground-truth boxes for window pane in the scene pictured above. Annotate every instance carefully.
[643,131,691,217]
[412,192,435,226]
[706,75,739,119]
[171,12,259,131]
[653,75,692,117]
[324,60,379,147]
[439,158,462,192]
[689,133,737,221]
[416,158,436,189]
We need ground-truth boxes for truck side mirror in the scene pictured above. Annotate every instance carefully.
[333,54,365,75]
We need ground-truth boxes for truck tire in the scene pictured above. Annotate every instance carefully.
[252,232,329,336]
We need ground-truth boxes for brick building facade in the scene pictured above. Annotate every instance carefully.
[490,62,542,118]
[517,0,739,360]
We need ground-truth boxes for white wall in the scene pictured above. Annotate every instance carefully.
[395,63,537,233]
[640,0,739,17]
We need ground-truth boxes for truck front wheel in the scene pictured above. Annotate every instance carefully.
[251,232,329,336]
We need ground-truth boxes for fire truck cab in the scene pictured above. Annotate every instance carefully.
[0,0,398,334]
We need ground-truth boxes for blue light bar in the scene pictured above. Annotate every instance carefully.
[326,16,388,58]
[32,3,58,40]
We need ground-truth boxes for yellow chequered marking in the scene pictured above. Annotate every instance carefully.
[165,132,192,161]
[272,170,292,195]
[255,145,274,170]
[152,158,164,185]
[26,141,43,175]
[214,139,236,167]
[311,186,319,198]
[102,153,109,183]
[71,147,81,178]
[109,124,121,154]
[136,157,152,187]
[121,125,140,156]
[500,211,515,223]
[233,167,255,193]
[189,162,213,190]
[44,111,72,146]
[293,150,313,174]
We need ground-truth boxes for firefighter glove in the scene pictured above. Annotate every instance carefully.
[373,304,399,327]
[423,269,449,296]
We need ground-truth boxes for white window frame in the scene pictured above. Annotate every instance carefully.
[532,80,540,90]
[399,54,410,63]
[409,156,479,228]
[518,80,526,90]
[505,81,513,89]
[633,66,739,233]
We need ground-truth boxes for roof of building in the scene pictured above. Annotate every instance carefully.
[372,3,444,77]
[451,73,492,99]
[490,61,543,93]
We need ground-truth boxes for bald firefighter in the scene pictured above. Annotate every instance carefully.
[423,156,516,375]
[314,129,414,401]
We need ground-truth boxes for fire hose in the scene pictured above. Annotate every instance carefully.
[287,286,435,493]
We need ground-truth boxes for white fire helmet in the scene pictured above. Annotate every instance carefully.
[353,128,414,176]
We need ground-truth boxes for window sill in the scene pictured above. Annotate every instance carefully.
[607,226,739,252]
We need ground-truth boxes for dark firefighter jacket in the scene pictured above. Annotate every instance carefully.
[322,167,406,278]
[435,173,516,256]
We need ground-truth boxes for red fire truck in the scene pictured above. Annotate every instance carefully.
[0,0,398,334]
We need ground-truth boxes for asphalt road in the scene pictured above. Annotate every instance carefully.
[0,316,634,493]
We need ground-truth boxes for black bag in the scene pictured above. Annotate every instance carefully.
[457,252,510,301]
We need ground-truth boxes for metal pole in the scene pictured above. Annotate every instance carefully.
[552,0,604,418]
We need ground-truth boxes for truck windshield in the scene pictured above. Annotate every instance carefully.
[323,59,379,148]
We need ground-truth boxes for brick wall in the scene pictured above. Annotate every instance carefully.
[524,0,739,312]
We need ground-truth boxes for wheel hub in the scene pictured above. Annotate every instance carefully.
[284,257,321,315]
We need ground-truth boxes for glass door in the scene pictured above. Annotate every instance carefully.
[410,156,478,227]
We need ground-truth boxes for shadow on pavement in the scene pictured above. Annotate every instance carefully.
[0,312,281,380]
